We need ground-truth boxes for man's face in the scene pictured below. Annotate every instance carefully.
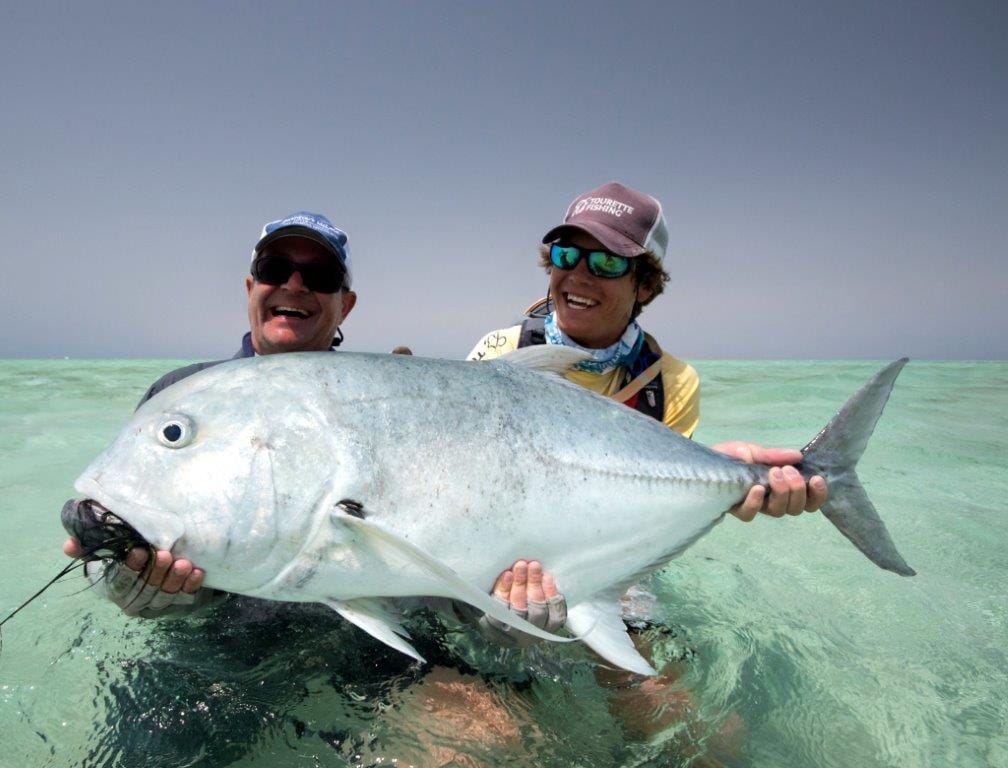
[245,236,357,355]
[548,230,652,349]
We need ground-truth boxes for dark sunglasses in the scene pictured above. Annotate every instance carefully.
[549,242,634,279]
[251,254,346,293]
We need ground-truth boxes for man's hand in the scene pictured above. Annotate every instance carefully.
[63,537,205,615]
[711,441,828,522]
[487,559,566,632]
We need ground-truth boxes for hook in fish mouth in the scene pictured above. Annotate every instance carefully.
[60,498,150,562]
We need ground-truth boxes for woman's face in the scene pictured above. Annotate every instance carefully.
[548,230,652,349]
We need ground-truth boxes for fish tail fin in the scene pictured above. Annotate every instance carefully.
[800,358,915,576]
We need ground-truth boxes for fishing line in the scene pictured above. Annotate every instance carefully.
[0,537,151,650]
[0,559,85,649]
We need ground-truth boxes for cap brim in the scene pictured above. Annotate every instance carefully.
[254,226,345,263]
[541,222,647,258]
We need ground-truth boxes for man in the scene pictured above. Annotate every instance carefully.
[62,211,358,612]
[60,211,555,766]
[468,181,827,623]
[64,211,562,641]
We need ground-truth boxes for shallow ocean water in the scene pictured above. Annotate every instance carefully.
[0,358,1005,767]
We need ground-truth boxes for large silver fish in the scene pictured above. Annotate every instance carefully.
[71,349,913,674]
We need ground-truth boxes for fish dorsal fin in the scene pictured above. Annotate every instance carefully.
[330,509,575,646]
[325,597,425,664]
[495,346,591,376]
[566,593,657,676]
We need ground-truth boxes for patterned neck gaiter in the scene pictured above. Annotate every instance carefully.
[543,312,644,373]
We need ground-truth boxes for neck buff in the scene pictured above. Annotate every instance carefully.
[544,311,644,373]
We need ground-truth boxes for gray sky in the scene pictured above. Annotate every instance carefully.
[1,1,1004,360]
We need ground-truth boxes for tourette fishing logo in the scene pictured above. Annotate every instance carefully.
[572,197,635,218]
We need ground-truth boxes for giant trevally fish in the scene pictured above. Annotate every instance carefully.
[65,350,913,675]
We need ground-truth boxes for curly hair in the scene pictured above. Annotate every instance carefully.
[537,245,670,319]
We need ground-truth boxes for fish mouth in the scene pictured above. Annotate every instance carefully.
[72,475,186,552]
[61,498,151,562]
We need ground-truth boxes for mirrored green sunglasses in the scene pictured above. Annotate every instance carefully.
[549,242,634,279]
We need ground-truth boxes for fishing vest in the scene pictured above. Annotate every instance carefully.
[517,317,665,423]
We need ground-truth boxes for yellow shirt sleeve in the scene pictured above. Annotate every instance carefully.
[659,354,700,437]
[466,326,522,361]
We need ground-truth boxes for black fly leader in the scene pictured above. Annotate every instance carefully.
[0,499,154,651]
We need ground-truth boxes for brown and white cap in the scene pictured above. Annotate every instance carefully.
[541,181,669,262]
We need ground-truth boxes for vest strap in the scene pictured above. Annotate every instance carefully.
[611,356,663,404]
[612,333,664,417]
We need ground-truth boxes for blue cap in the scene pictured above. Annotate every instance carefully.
[253,211,353,288]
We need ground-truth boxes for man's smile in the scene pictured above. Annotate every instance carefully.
[562,292,600,310]
[270,306,312,319]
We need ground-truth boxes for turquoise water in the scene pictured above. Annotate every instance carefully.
[0,359,1005,767]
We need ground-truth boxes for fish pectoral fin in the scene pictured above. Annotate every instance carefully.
[325,598,425,664]
[566,599,657,676]
[331,510,575,645]
[495,346,592,376]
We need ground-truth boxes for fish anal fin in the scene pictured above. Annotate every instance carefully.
[566,598,656,676]
[325,597,425,664]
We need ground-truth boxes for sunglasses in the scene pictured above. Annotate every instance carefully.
[251,254,346,293]
[549,242,634,279]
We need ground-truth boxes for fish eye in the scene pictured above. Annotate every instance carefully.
[157,415,195,448]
